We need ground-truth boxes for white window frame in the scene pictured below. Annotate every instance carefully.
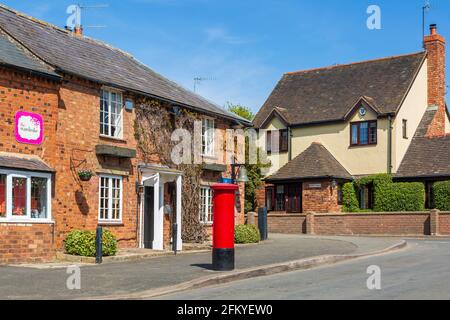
[100,88,124,139]
[98,175,123,224]
[199,186,213,225]
[0,169,52,223]
[202,118,215,157]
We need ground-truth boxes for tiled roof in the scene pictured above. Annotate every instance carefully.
[0,5,250,125]
[254,52,427,128]
[396,107,450,179]
[265,142,352,181]
[0,29,59,78]
[0,153,54,173]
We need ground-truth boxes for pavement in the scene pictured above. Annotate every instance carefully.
[160,238,450,300]
[0,234,403,300]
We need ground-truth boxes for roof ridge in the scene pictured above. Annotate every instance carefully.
[285,51,426,76]
[0,4,135,60]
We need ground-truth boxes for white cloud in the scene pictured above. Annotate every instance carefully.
[204,27,246,45]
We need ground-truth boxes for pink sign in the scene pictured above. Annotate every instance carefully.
[15,111,44,145]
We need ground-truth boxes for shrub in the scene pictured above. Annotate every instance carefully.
[235,225,260,244]
[342,182,359,212]
[374,182,425,212]
[433,181,450,211]
[64,229,118,257]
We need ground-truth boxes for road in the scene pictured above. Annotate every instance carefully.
[159,239,450,300]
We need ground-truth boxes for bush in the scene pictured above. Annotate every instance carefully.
[64,229,118,257]
[434,181,450,211]
[374,182,425,212]
[235,225,260,244]
[342,182,359,212]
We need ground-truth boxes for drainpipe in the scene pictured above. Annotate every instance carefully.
[387,115,393,174]
[288,126,292,161]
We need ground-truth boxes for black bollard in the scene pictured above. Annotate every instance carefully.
[96,226,103,264]
[258,207,268,241]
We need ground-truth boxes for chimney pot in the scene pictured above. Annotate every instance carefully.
[430,24,437,35]
[74,26,83,36]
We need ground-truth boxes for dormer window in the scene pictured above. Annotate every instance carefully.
[350,121,377,146]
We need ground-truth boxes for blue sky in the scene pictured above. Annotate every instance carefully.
[2,0,449,113]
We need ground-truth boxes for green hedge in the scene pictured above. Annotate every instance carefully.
[342,174,425,212]
[235,225,260,244]
[374,182,425,212]
[64,230,118,257]
[434,181,450,211]
[342,182,359,212]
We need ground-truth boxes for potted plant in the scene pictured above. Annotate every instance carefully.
[78,169,94,182]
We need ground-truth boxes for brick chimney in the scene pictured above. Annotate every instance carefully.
[424,24,447,138]
[74,26,83,36]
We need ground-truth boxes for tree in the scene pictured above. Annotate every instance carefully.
[227,103,269,213]
[226,102,254,121]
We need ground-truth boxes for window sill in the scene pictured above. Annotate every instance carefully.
[349,143,377,148]
[202,155,218,160]
[200,223,213,226]
[99,135,127,143]
[98,221,124,226]
[0,219,55,225]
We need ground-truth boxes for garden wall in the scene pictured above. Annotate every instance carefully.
[250,210,450,236]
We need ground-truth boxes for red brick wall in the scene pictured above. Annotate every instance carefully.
[261,211,450,236]
[0,223,55,264]
[302,180,341,213]
[267,213,306,234]
[54,76,139,249]
[313,213,430,235]
[439,213,450,235]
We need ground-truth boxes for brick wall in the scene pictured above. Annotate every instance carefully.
[267,213,306,234]
[302,180,341,213]
[0,223,55,264]
[254,210,450,236]
[312,212,431,235]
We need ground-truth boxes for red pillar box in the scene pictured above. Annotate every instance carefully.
[212,183,238,271]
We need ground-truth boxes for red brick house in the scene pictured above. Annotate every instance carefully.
[0,5,250,264]
[254,24,450,215]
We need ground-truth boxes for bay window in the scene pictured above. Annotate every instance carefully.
[99,175,123,223]
[0,170,51,222]
[100,89,123,138]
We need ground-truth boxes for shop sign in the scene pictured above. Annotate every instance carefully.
[15,111,43,145]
